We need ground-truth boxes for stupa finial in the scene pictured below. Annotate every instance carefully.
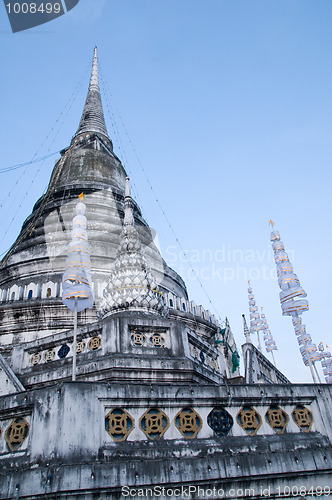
[72,47,110,144]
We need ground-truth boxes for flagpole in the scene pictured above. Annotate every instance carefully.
[72,297,77,382]
[313,363,322,383]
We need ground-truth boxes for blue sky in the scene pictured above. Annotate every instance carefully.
[1,0,332,383]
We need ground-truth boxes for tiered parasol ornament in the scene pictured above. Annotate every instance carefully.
[62,193,94,380]
[269,220,322,383]
[261,307,278,364]
[247,281,263,351]
[247,282,278,364]
[318,342,332,384]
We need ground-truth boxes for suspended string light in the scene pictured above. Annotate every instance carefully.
[62,193,94,381]
[269,220,323,383]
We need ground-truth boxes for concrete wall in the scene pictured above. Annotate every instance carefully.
[0,382,331,499]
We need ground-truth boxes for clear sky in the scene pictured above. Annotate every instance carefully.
[1,0,332,383]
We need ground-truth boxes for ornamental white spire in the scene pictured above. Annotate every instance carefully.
[247,281,264,351]
[247,282,277,362]
[319,342,332,383]
[62,194,94,312]
[270,221,322,383]
[261,307,278,365]
[62,193,94,381]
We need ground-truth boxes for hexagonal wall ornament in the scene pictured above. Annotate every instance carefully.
[175,407,202,439]
[105,408,134,442]
[139,408,169,440]
[292,405,313,433]
[236,405,262,436]
[5,417,30,451]
[265,405,289,434]
[207,406,234,437]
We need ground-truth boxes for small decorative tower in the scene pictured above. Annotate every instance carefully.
[269,220,321,382]
[99,178,168,318]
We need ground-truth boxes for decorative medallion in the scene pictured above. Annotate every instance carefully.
[292,405,313,432]
[76,341,86,354]
[105,408,134,442]
[207,406,233,437]
[44,349,55,362]
[265,405,289,434]
[30,352,41,365]
[149,333,165,347]
[139,408,169,440]
[5,417,30,452]
[199,351,205,363]
[175,407,202,439]
[236,406,262,436]
[57,344,70,359]
[88,336,101,351]
[131,332,146,346]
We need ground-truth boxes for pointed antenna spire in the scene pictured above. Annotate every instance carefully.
[124,177,134,226]
[72,47,111,144]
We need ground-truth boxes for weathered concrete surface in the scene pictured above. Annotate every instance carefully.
[0,382,331,499]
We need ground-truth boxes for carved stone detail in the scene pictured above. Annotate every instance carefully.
[105,408,134,442]
[175,407,202,439]
[292,405,313,432]
[207,406,233,437]
[88,336,101,351]
[5,417,30,452]
[139,408,169,440]
[236,405,262,435]
[265,405,289,434]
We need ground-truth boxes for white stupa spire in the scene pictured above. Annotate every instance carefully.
[98,178,168,317]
